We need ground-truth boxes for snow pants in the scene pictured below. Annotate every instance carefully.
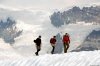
[63,43,69,53]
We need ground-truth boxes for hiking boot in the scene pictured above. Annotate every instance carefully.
[35,52,38,56]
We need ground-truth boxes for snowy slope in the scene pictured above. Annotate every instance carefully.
[0,50,100,66]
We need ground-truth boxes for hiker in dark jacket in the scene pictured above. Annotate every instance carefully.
[34,35,41,56]
[50,36,56,54]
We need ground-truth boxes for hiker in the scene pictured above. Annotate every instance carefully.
[63,33,70,53]
[34,35,41,56]
[50,36,56,54]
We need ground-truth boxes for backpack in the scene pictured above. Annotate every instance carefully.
[34,40,37,43]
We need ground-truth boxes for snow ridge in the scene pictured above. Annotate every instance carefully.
[0,50,100,66]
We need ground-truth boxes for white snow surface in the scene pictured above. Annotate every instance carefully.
[0,50,100,66]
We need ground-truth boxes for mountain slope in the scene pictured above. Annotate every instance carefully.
[50,6,100,27]
[72,29,100,52]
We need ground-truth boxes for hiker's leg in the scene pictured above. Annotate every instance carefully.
[35,45,38,52]
[37,46,41,55]
[65,43,69,53]
[64,43,67,53]
[51,46,55,54]
[35,46,40,56]
[35,45,38,55]
[65,46,67,53]
[66,44,69,50]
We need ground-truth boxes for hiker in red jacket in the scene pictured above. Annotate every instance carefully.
[50,36,56,54]
[63,33,70,53]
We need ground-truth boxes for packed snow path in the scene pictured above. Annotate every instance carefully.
[0,50,100,66]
